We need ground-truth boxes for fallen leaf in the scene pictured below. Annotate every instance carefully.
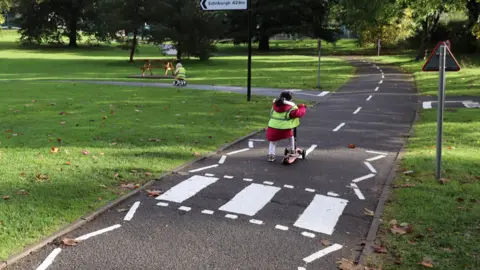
[98,197,102,201]
[99,184,107,188]
[364,208,374,216]
[111,142,117,145]
[348,144,356,149]
[400,183,416,188]
[60,121,66,125]
[134,184,140,189]
[130,170,138,173]
[100,152,104,156]
[389,219,398,226]
[20,172,26,177]
[426,227,433,232]
[57,138,62,143]
[120,183,135,189]
[192,152,201,157]
[470,199,477,203]
[442,247,453,252]
[149,138,161,142]
[418,259,433,268]
[403,170,414,174]
[320,239,331,246]
[59,112,66,115]
[400,222,409,227]
[448,146,454,150]
[374,245,388,254]
[456,198,464,202]
[408,240,417,245]
[390,226,408,235]
[3,196,9,200]
[102,116,107,119]
[114,173,119,177]
[146,190,162,197]
[35,174,49,182]
[81,150,89,155]
[17,190,28,196]
[66,161,71,165]
[116,208,128,212]
[208,136,212,139]
[440,178,450,184]
[50,146,60,153]
[145,172,152,176]
[61,238,79,246]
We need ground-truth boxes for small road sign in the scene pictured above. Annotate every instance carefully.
[200,0,247,10]
[422,41,461,72]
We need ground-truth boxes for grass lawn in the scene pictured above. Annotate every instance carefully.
[371,109,480,270]
[0,30,355,91]
[0,80,286,260]
[371,54,480,96]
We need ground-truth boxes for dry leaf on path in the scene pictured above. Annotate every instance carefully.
[120,183,136,189]
[320,239,331,246]
[50,147,60,153]
[374,245,388,254]
[61,238,79,246]
[364,208,375,216]
[146,190,162,197]
[418,259,433,268]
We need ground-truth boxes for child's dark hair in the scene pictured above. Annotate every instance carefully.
[275,90,293,107]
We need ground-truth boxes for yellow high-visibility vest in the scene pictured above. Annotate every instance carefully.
[267,105,300,130]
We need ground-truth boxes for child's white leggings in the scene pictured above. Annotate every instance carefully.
[268,137,296,155]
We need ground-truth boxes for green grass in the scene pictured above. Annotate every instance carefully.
[371,54,480,96]
[0,81,285,260]
[0,30,355,91]
[372,110,480,270]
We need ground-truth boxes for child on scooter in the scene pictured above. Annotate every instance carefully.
[266,90,307,162]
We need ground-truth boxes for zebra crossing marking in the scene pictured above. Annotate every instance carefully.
[178,206,191,212]
[156,175,218,203]
[218,183,281,216]
[293,195,348,235]
[275,225,289,231]
[202,210,214,215]
[301,232,316,238]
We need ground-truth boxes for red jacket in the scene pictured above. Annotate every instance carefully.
[266,101,307,142]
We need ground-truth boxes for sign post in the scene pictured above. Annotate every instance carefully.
[422,41,461,180]
[200,0,251,101]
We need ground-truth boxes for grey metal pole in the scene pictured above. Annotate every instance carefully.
[247,0,252,101]
[317,38,321,89]
[436,44,446,180]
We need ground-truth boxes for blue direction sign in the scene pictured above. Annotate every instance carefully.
[422,41,461,72]
[201,0,247,10]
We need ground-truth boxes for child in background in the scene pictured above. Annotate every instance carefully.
[266,90,307,162]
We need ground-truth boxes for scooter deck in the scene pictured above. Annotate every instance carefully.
[281,149,306,165]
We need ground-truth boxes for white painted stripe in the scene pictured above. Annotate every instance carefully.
[157,202,169,207]
[305,188,315,193]
[189,164,219,173]
[205,173,215,177]
[263,181,274,185]
[353,107,362,114]
[250,219,263,225]
[366,155,386,162]
[302,232,316,238]
[284,185,294,189]
[36,248,62,270]
[352,173,376,183]
[275,225,289,231]
[179,206,191,211]
[303,244,343,263]
[156,175,218,203]
[227,148,250,155]
[219,183,281,216]
[327,192,339,197]
[423,101,432,109]
[366,150,388,156]
[225,214,238,219]
[305,144,317,157]
[293,195,348,235]
[374,86,379,91]
[379,80,383,84]
[366,95,373,101]
[123,201,140,221]
[298,267,306,270]
[218,155,227,164]
[243,178,253,182]
[382,74,385,78]
[202,209,214,215]
[224,175,234,179]
[377,66,380,70]
[364,162,377,174]
[317,91,329,97]
[333,123,345,132]
[249,139,265,142]
[75,224,121,241]
[350,183,365,200]
[248,141,254,148]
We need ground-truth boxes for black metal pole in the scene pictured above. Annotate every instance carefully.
[247,0,252,101]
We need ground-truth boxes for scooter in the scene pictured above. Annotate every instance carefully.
[281,128,306,165]
[173,79,187,87]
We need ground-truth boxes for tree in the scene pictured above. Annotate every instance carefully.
[0,0,13,28]
[466,0,480,38]
[149,0,227,61]
[15,0,97,47]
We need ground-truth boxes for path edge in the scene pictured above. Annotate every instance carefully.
[356,62,421,266]
[0,127,269,270]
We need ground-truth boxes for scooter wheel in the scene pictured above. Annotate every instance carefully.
[284,148,289,156]
[302,149,306,160]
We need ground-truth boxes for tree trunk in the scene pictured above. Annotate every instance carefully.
[67,15,78,47]
[129,30,137,63]
[258,35,270,51]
